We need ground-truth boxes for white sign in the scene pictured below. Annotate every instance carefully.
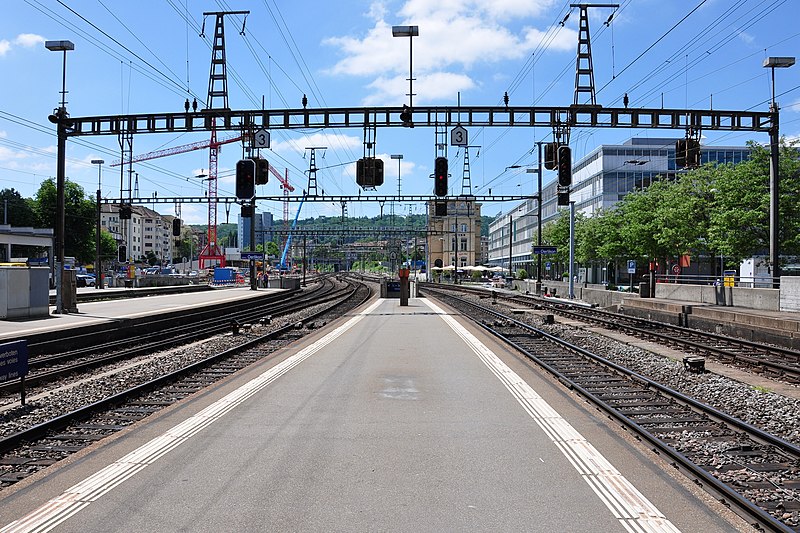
[450,125,468,146]
[253,129,270,148]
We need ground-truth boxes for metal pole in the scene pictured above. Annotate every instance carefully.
[3,199,9,262]
[96,188,102,290]
[569,201,575,299]
[769,69,781,288]
[93,160,104,289]
[54,116,67,313]
[537,142,543,289]
[250,202,257,290]
[408,36,413,109]
[302,234,307,287]
[508,214,513,284]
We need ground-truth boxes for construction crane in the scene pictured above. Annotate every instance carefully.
[111,135,296,260]
[109,135,242,167]
[269,164,295,254]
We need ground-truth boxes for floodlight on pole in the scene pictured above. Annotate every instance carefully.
[763,56,795,288]
[45,39,74,314]
[92,159,104,290]
[392,25,419,109]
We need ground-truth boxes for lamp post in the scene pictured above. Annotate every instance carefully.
[763,56,795,288]
[45,39,74,314]
[91,159,104,289]
[506,161,542,290]
[391,26,419,109]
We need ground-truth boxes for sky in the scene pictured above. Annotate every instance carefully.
[1,0,799,225]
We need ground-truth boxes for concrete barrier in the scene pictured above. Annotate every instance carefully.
[781,277,800,312]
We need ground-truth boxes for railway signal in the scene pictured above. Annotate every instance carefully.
[235,159,256,200]
[434,157,448,196]
[253,157,269,185]
[544,142,558,170]
[557,145,572,186]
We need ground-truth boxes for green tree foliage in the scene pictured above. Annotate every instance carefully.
[99,230,118,264]
[33,178,96,263]
[0,188,37,227]
[708,140,800,263]
[265,241,280,258]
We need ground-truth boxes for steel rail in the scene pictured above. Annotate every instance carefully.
[0,279,371,457]
[424,287,796,532]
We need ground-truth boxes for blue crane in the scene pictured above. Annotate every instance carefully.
[279,194,306,270]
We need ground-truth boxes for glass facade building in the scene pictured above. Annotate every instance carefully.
[488,137,752,277]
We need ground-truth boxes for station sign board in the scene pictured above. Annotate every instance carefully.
[241,252,264,260]
[533,246,557,254]
[0,340,28,384]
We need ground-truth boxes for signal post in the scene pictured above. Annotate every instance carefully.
[398,267,410,306]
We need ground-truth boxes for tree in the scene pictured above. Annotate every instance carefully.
[265,241,280,258]
[99,230,118,264]
[708,139,800,265]
[0,188,37,227]
[0,188,39,259]
[541,209,584,277]
[32,178,96,263]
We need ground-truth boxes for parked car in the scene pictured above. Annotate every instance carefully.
[75,274,96,287]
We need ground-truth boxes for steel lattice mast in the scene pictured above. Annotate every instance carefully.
[198,10,248,269]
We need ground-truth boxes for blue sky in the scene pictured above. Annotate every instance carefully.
[1,0,798,224]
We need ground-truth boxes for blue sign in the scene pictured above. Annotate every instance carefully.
[0,340,28,383]
[533,246,558,255]
[545,262,551,270]
[627,260,637,274]
[241,252,264,260]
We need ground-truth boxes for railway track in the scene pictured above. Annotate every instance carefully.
[423,286,800,532]
[1,277,344,394]
[422,283,800,384]
[0,276,374,490]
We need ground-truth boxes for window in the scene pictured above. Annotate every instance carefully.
[460,238,467,251]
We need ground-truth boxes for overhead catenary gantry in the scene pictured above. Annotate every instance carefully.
[68,103,772,207]
[62,104,772,141]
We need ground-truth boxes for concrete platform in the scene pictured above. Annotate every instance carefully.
[0,286,283,345]
[620,296,800,349]
[0,298,746,532]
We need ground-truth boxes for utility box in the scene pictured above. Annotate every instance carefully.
[61,269,78,312]
[0,266,49,319]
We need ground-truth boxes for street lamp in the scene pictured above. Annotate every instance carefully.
[91,159,104,290]
[392,25,419,109]
[763,56,795,288]
[506,161,543,289]
[45,39,74,314]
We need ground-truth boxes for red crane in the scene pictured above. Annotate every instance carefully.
[111,135,296,263]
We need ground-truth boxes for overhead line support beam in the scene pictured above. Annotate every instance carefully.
[64,106,773,137]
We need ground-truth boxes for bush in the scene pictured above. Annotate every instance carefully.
[517,268,528,280]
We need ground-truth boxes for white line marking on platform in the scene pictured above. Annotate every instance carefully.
[0,300,383,533]
[422,298,681,533]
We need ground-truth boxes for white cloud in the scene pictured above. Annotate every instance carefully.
[0,146,30,162]
[269,132,361,156]
[324,0,573,103]
[0,34,45,57]
[737,31,754,45]
[363,72,476,106]
[15,33,45,47]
